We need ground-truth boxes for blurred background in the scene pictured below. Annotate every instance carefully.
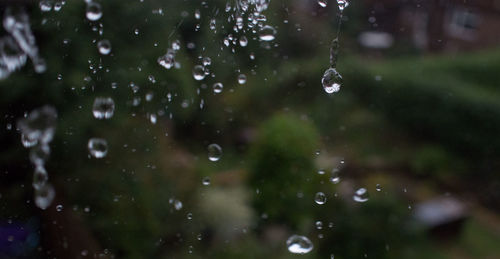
[0,0,499,258]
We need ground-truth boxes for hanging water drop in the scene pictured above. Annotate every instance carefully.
[322,67,342,94]
[88,138,108,158]
[286,235,314,254]
[207,144,222,161]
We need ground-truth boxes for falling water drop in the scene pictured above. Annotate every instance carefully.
[337,0,350,11]
[202,177,211,186]
[34,184,55,210]
[259,25,276,41]
[376,184,382,192]
[353,188,369,203]
[86,2,102,21]
[212,82,223,94]
[330,168,340,184]
[207,144,222,161]
[92,97,115,119]
[192,65,206,81]
[322,67,342,94]
[239,36,248,47]
[286,235,314,254]
[56,204,63,212]
[314,192,327,205]
[88,138,108,158]
[97,39,111,55]
[237,74,247,84]
[318,0,328,8]
[32,166,48,190]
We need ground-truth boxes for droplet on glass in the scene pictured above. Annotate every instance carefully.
[318,0,328,8]
[56,204,63,212]
[86,2,102,21]
[330,168,340,184]
[322,67,342,94]
[353,188,369,203]
[97,39,111,55]
[202,177,211,186]
[88,138,108,159]
[207,144,222,161]
[376,184,382,192]
[286,235,313,254]
[314,192,327,205]
[92,97,115,119]
[315,220,323,230]
[239,36,248,47]
[337,0,349,11]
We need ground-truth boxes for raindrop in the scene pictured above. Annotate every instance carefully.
[239,36,248,47]
[32,166,48,190]
[212,82,223,94]
[314,192,327,205]
[34,184,55,210]
[330,168,340,184]
[259,25,276,41]
[97,39,111,55]
[237,74,247,85]
[316,221,323,230]
[353,188,369,203]
[318,0,328,8]
[56,204,63,212]
[92,97,115,119]
[39,0,53,12]
[86,2,102,21]
[202,177,211,186]
[202,57,211,66]
[17,106,57,145]
[286,235,314,254]
[322,67,342,94]
[30,144,50,166]
[337,0,350,11]
[174,199,183,210]
[88,138,108,159]
[192,65,205,81]
[376,184,382,192]
[207,144,222,161]
[21,133,38,148]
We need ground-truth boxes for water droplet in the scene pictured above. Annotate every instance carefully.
[237,74,247,84]
[88,138,108,159]
[202,177,211,186]
[330,168,340,184]
[97,39,111,55]
[39,0,53,12]
[315,220,323,230]
[34,184,55,210]
[317,170,325,175]
[17,106,57,145]
[192,65,206,81]
[187,212,193,220]
[314,192,327,205]
[92,97,115,119]
[21,133,38,148]
[30,144,50,166]
[259,25,276,41]
[337,0,349,11]
[56,204,63,212]
[174,199,183,210]
[318,0,328,8]
[33,166,48,190]
[322,67,342,94]
[207,144,222,161]
[86,2,102,21]
[157,52,175,69]
[375,184,382,192]
[286,235,313,254]
[239,36,248,47]
[202,57,211,66]
[353,188,369,203]
[212,82,223,94]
